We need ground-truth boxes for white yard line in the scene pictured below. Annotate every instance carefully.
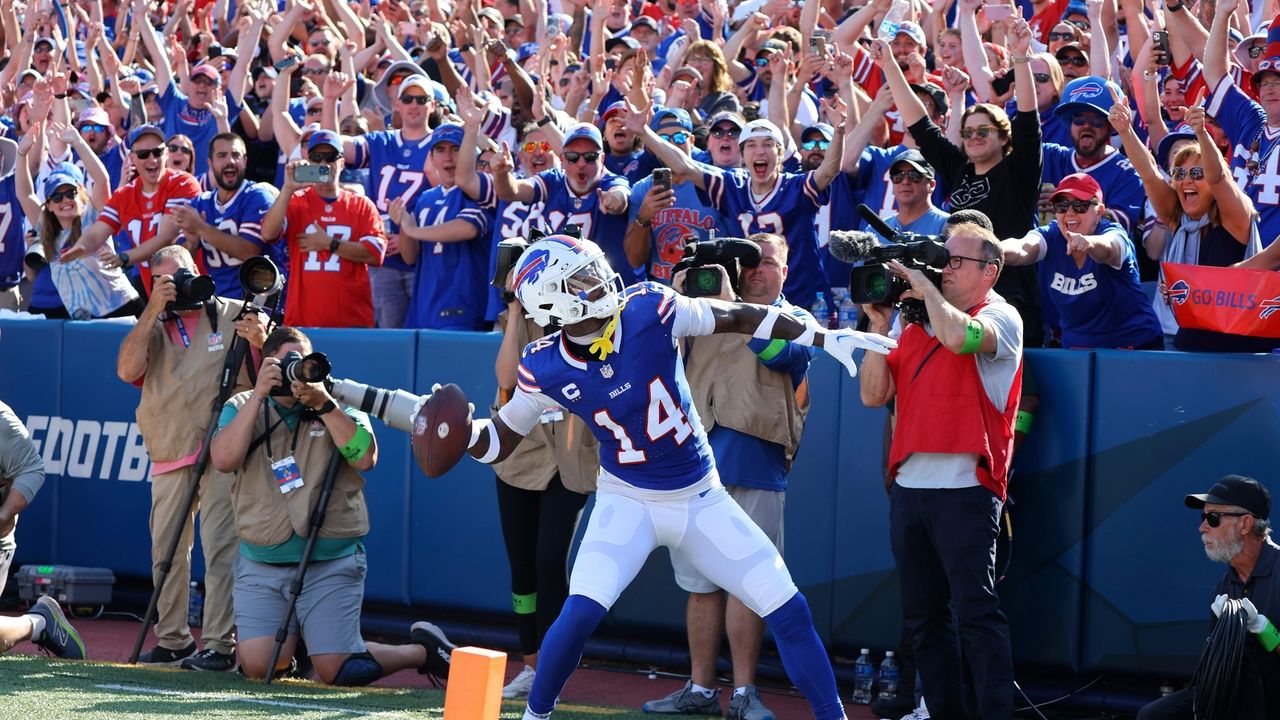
[93,683,437,718]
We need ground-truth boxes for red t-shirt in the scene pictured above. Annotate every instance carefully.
[100,169,201,288]
[275,188,386,328]
[1028,0,1071,45]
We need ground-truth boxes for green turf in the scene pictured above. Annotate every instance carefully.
[0,655,651,719]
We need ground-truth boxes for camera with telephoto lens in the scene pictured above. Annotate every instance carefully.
[672,235,762,298]
[166,268,216,312]
[273,351,332,396]
[829,205,950,325]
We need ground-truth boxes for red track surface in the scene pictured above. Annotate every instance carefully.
[10,617,881,718]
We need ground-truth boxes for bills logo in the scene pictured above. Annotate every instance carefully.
[1260,296,1280,319]
[514,248,551,289]
[1068,82,1105,101]
[1167,280,1191,305]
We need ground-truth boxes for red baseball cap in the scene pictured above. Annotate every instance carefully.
[1052,173,1102,202]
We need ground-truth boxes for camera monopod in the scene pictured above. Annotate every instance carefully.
[263,444,343,685]
[129,256,284,665]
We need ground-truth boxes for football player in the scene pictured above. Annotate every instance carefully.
[465,235,896,720]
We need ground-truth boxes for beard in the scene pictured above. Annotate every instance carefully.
[1204,533,1244,564]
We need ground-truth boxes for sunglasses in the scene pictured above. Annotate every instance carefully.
[1033,72,1052,83]
[1171,166,1206,181]
[133,147,165,159]
[310,38,332,47]
[302,67,331,76]
[522,141,552,153]
[1048,31,1075,41]
[168,144,193,155]
[802,139,830,151]
[563,151,600,164]
[476,159,491,170]
[1059,55,1088,68]
[559,76,573,88]
[947,255,995,270]
[1071,115,1109,129]
[308,151,340,163]
[755,56,772,67]
[1202,511,1250,527]
[1249,45,1266,58]
[660,131,690,144]
[710,126,741,138]
[1052,198,1098,213]
[401,94,431,105]
[890,169,925,184]
[960,125,998,140]
[79,123,108,133]
[191,75,219,87]
[47,188,78,203]
[307,106,322,115]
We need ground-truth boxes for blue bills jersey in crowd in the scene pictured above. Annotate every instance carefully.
[351,130,433,271]
[527,167,639,284]
[474,173,548,323]
[510,281,714,490]
[405,184,494,330]
[1041,144,1145,238]
[816,171,866,292]
[186,181,279,298]
[157,83,243,177]
[628,176,723,284]
[699,166,829,308]
[0,174,23,291]
[1208,77,1280,246]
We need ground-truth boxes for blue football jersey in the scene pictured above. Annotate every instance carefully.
[1041,144,1145,238]
[0,174,23,290]
[1207,77,1280,246]
[157,83,243,176]
[187,181,278,298]
[628,176,723,284]
[473,172,550,322]
[529,168,638,284]
[404,184,493,330]
[700,166,829,308]
[515,281,714,490]
[354,129,433,271]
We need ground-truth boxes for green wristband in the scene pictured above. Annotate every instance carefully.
[959,319,984,354]
[1259,618,1280,653]
[1014,410,1034,434]
[512,592,537,615]
[339,425,372,463]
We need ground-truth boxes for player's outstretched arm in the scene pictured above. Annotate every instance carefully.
[465,414,527,466]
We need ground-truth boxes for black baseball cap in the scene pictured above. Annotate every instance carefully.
[1185,475,1271,520]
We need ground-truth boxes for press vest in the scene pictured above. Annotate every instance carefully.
[887,301,1022,500]
[135,299,250,463]
[224,392,370,547]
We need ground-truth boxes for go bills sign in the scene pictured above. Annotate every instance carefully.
[1162,263,1280,339]
[23,416,151,481]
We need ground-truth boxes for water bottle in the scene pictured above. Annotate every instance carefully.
[187,581,204,628]
[878,651,900,702]
[810,292,831,329]
[852,648,874,704]
[877,0,910,40]
[838,294,859,330]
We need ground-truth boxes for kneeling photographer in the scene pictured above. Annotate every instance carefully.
[116,244,267,671]
[209,327,454,685]
[643,233,815,719]
[856,222,1023,720]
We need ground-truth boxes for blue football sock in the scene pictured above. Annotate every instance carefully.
[765,593,846,720]
[526,594,607,715]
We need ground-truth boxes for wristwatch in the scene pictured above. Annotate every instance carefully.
[117,252,131,268]
[314,400,338,415]
[329,238,340,254]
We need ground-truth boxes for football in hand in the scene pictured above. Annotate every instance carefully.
[410,383,473,478]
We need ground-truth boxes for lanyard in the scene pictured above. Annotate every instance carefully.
[260,401,302,462]
[172,314,191,348]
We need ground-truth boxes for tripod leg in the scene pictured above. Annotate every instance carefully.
[130,467,202,664]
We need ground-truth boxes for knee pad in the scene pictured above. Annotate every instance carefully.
[332,651,384,686]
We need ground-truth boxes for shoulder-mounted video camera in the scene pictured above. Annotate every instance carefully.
[830,205,950,325]
[672,234,762,298]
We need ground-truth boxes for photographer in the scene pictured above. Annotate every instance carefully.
[642,233,815,720]
[209,326,454,685]
[115,244,267,671]
[858,222,1023,720]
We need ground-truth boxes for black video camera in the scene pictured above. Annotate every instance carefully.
[166,268,216,312]
[272,351,332,396]
[672,236,762,298]
[830,205,950,325]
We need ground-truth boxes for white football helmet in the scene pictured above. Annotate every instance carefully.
[513,235,624,327]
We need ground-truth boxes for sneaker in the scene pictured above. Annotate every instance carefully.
[900,698,929,720]
[727,686,775,720]
[410,621,455,680]
[180,648,237,672]
[29,597,86,660]
[641,680,721,715]
[870,695,916,719]
[503,664,537,699]
[138,642,196,665]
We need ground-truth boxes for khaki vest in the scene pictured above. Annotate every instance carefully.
[225,391,371,546]
[491,312,599,494]
[135,299,252,462]
[684,314,810,462]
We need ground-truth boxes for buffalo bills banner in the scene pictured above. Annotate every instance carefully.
[1161,263,1280,338]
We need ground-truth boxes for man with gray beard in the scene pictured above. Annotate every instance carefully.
[1137,475,1279,720]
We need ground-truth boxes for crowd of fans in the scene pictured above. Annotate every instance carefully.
[0,0,1278,351]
